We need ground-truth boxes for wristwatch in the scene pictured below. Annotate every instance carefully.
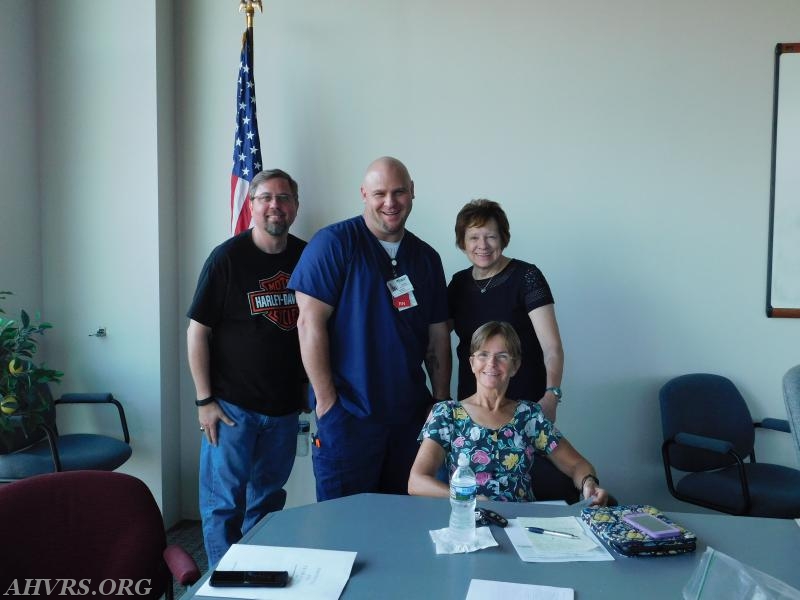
[545,386,563,400]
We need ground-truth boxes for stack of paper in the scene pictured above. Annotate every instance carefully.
[195,544,357,600]
[505,516,614,562]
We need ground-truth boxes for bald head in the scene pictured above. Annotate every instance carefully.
[363,156,412,185]
[361,156,415,242]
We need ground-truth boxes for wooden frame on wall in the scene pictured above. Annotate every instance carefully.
[767,43,800,318]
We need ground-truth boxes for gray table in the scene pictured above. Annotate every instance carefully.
[187,493,800,599]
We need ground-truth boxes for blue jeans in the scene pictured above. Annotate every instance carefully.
[199,399,298,566]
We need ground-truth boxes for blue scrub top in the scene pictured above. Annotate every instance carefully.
[289,216,448,424]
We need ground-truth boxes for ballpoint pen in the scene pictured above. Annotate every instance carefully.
[526,526,579,540]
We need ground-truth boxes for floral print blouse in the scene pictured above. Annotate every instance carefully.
[419,399,563,501]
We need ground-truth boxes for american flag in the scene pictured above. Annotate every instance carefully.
[230,30,262,235]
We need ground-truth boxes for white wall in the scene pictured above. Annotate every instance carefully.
[177,0,800,513]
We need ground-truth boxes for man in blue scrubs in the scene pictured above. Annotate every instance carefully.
[289,156,451,500]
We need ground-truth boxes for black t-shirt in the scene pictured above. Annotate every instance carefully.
[448,258,555,401]
[187,230,307,415]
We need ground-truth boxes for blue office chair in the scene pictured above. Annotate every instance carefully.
[660,373,800,518]
[783,365,800,467]
[0,384,132,482]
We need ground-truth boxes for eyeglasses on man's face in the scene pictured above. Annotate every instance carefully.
[251,193,294,204]
[471,351,514,364]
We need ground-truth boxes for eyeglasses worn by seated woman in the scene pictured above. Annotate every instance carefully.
[471,351,514,364]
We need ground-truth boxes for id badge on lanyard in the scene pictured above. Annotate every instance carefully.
[386,274,418,311]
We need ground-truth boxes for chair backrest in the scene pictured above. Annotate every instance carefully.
[660,373,755,472]
[531,455,580,504]
[0,470,168,598]
[784,364,800,467]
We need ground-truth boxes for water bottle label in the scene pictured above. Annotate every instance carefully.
[450,484,476,501]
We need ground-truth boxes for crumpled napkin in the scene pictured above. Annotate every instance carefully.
[429,526,498,554]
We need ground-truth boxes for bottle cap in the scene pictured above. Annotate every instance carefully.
[458,453,469,467]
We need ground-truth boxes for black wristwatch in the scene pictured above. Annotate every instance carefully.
[195,396,216,407]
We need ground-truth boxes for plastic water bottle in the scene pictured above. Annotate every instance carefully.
[296,416,310,457]
[449,452,477,543]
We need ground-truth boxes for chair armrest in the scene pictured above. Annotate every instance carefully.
[664,432,753,513]
[163,545,201,586]
[55,393,131,444]
[755,418,791,433]
[57,393,115,403]
[674,431,734,454]
[40,423,63,472]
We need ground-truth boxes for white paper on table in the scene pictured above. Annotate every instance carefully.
[465,578,574,600]
[505,517,614,562]
[195,544,357,600]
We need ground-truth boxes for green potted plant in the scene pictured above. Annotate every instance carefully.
[0,291,63,450]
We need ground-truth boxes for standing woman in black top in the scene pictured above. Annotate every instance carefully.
[448,199,565,423]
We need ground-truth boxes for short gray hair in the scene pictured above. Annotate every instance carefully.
[249,168,298,199]
[470,321,522,362]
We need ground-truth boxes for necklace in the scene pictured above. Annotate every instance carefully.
[473,257,508,293]
[474,272,496,294]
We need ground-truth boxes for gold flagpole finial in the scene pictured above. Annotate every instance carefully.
[238,0,263,29]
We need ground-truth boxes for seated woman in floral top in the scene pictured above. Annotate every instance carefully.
[409,321,609,504]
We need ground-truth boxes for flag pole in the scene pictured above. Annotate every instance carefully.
[239,0,263,31]
[239,0,262,61]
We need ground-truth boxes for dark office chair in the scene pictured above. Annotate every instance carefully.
[0,384,132,482]
[0,470,200,599]
[531,455,618,506]
[531,455,581,503]
[784,365,800,467]
[660,373,800,518]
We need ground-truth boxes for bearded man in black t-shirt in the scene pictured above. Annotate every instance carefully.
[187,168,307,566]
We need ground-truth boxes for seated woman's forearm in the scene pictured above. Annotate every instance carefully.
[568,455,609,505]
[548,438,608,504]
[408,473,450,498]
[570,462,597,492]
[408,438,450,498]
